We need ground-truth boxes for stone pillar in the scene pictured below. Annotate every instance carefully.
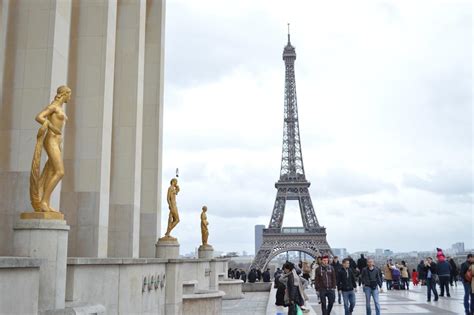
[140,0,166,258]
[165,260,183,315]
[13,219,70,312]
[108,0,146,258]
[61,0,117,258]
[198,245,214,259]
[156,238,180,259]
[0,0,72,256]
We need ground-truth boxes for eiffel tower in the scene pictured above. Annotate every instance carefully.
[251,28,332,270]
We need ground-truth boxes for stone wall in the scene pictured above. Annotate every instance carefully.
[0,257,42,315]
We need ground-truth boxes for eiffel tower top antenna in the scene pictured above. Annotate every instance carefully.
[287,23,290,44]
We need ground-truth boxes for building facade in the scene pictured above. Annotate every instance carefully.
[0,0,166,258]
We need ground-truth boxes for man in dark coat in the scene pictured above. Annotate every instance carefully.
[331,256,343,304]
[315,255,337,315]
[357,254,368,286]
[423,257,439,302]
[360,258,383,315]
[338,258,357,315]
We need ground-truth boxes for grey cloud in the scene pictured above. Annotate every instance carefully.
[313,168,397,198]
[403,168,473,197]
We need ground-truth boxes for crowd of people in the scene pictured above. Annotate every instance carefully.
[227,267,272,283]
[268,249,474,315]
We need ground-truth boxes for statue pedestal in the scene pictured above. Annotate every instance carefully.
[156,237,180,259]
[13,218,69,312]
[198,245,214,259]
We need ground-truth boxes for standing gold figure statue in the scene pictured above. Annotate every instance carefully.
[201,206,209,246]
[164,178,180,239]
[29,85,71,214]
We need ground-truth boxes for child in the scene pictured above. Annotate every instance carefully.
[412,268,419,286]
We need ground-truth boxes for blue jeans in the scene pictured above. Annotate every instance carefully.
[342,290,356,315]
[363,286,380,315]
[426,278,438,301]
[463,281,473,315]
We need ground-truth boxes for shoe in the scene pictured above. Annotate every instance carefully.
[427,299,431,302]
[447,294,450,297]
[439,294,444,297]
[434,298,438,301]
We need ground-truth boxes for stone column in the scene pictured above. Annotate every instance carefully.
[108,0,147,258]
[13,219,70,312]
[198,245,214,259]
[0,0,72,256]
[61,0,117,258]
[165,260,183,315]
[140,0,166,258]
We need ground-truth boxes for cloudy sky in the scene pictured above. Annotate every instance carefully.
[160,0,472,256]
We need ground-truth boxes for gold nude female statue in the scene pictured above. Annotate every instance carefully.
[164,178,180,239]
[201,206,209,246]
[29,85,71,214]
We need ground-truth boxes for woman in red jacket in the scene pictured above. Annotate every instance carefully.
[412,269,419,286]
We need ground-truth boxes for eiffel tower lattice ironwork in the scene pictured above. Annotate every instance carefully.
[251,28,332,270]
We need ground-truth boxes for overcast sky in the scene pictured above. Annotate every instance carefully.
[160,0,473,256]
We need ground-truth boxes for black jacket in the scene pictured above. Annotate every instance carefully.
[360,267,383,289]
[337,268,357,292]
[248,270,257,283]
[274,274,286,306]
[263,271,271,282]
[357,256,368,270]
[423,262,437,277]
[287,272,304,306]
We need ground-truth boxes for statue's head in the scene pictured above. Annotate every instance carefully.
[202,206,207,212]
[55,85,72,103]
[170,178,178,186]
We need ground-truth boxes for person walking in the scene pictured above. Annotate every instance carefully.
[337,258,357,315]
[437,254,451,297]
[357,254,368,286]
[383,260,393,290]
[460,253,474,315]
[417,260,427,285]
[315,255,337,315]
[280,262,307,315]
[360,258,383,315]
[332,256,343,304]
[397,261,410,290]
[423,257,439,302]
[448,257,458,286]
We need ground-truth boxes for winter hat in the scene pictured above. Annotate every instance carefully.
[436,248,446,262]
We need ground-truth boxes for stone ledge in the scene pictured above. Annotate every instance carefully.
[182,290,226,300]
[67,257,168,265]
[14,219,70,231]
[242,282,272,292]
[0,256,43,268]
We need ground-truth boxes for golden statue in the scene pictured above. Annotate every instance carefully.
[201,206,209,246]
[163,178,180,239]
[23,85,71,220]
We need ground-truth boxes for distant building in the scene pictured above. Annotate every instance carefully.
[332,248,348,257]
[375,248,384,256]
[384,249,394,257]
[242,250,248,256]
[452,242,465,254]
[255,225,265,255]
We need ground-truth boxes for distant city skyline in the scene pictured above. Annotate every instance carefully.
[161,0,472,255]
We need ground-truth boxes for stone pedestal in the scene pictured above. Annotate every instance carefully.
[155,237,180,259]
[13,219,70,312]
[198,245,214,259]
